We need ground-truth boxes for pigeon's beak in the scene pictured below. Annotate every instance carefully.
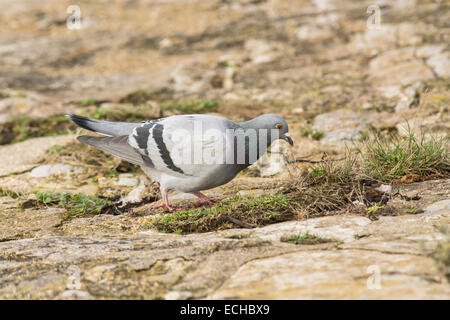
[283,133,294,146]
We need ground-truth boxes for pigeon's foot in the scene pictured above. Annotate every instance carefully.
[152,197,190,212]
[191,192,218,207]
[152,193,178,212]
[193,199,218,207]
[152,202,184,212]
[152,202,175,211]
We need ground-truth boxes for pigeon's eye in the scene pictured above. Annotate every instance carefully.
[276,124,283,129]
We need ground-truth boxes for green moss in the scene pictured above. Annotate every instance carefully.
[280,232,332,245]
[367,205,385,214]
[300,126,324,140]
[0,188,20,199]
[161,99,220,114]
[48,145,66,154]
[27,192,114,217]
[152,194,294,234]
[76,98,102,107]
[217,61,231,68]
[0,115,71,145]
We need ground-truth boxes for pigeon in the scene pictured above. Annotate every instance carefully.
[66,113,293,211]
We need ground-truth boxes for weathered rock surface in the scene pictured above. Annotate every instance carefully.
[209,250,448,299]
[30,164,82,178]
[0,0,449,300]
[0,179,448,299]
[0,135,76,177]
[313,109,370,147]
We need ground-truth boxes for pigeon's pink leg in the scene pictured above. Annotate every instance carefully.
[191,192,218,206]
[152,192,176,212]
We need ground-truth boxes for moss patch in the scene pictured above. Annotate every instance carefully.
[152,194,295,234]
[280,232,332,245]
[0,115,70,145]
[22,192,114,218]
[161,99,220,114]
[300,126,324,140]
[0,188,21,199]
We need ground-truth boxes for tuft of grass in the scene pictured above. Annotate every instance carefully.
[27,192,114,217]
[307,152,357,185]
[152,194,294,234]
[0,188,20,199]
[357,128,449,182]
[288,128,449,220]
[161,99,220,114]
[280,232,332,245]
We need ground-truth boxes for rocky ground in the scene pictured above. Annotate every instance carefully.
[0,0,449,299]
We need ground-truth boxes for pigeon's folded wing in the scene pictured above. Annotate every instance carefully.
[77,135,150,166]
[129,115,237,177]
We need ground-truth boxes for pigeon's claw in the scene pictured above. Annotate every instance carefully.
[193,200,214,207]
[191,192,218,207]
[152,202,177,212]
[152,192,177,212]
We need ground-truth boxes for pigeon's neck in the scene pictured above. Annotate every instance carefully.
[235,121,273,166]
[238,120,274,146]
[238,118,259,130]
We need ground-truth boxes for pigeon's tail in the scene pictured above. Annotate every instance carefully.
[66,114,141,137]
[77,135,146,166]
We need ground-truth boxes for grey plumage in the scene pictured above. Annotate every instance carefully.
[77,135,147,166]
[66,114,144,137]
[67,113,293,211]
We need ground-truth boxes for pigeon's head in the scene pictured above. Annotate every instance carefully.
[249,114,293,146]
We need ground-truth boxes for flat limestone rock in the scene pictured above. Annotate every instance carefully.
[0,207,64,241]
[208,249,449,299]
[0,135,76,177]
